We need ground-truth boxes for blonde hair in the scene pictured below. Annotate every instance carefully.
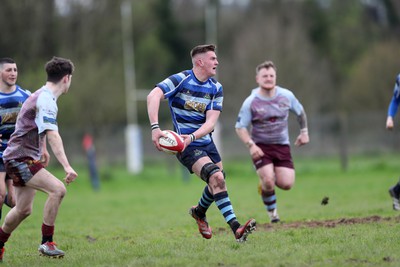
[256,61,276,74]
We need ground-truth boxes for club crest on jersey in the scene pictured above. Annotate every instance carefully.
[184,100,206,112]
[1,111,19,124]
[268,116,278,123]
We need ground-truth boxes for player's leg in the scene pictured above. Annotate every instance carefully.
[193,160,221,218]
[274,144,295,190]
[275,167,295,190]
[0,185,36,261]
[0,172,7,220]
[195,144,226,214]
[178,146,216,239]
[257,164,280,223]
[389,178,400,210]
[189,146,223,216]
[194,158,239,228]
[257,163,276,192]
[26,168,66,234]
[193,157,255,241]
[192,185,213,216]
[2,186,36,233]
[270,144,295,222]
[252,143,280,222]
[188,157,218,239]
[25,168,66,257]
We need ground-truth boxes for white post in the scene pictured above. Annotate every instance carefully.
[121,0,142,173]
[126,124,143,173]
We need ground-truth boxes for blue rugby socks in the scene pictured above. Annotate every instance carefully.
[196,186,214,218]
[214,191,240,233]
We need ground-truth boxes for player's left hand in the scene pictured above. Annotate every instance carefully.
[181,135,193,152]
[64,166,78,185]
[295,132,309,147]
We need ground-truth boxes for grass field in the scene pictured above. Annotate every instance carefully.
[2,154,400,266]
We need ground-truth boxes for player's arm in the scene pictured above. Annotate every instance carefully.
[46,130,77,184]
[294,110,309,147]
[147,87,166,151]
[235,97,258,147]
[235,127,264,160]
[235,97,264,159]
[387,75,400,130]
[235,127,254,147]
[387,90,400,130]
[192,84,224,140]
[386,98,397,130]
[182,109,220,146]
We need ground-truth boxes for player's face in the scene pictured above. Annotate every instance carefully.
[201,51,218,77]
[0,63,18,87]
[62,74,73,94]
[256,67,276,90]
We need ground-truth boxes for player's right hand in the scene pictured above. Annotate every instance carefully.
[250,145,264,160]
[151,128,166,151]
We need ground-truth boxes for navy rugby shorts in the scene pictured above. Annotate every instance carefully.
[177,142,221,173]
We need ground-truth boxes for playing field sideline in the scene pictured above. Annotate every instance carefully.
[2,154,400,266]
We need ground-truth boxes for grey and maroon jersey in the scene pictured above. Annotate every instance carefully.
[235,86,304,145]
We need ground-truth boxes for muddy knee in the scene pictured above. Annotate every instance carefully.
[200,163,220,183]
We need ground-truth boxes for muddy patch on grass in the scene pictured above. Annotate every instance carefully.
[258,215,400,230]
[215,215,400,233]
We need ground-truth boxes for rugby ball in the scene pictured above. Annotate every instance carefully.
[159,130,185,154]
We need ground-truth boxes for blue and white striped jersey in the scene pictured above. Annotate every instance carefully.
[156,70,223,146]
[0,85,31,157]
[388,74,400,117]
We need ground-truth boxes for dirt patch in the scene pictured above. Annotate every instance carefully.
[215,215,400,233]
[258,215,400,231]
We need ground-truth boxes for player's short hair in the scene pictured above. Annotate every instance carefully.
[45,56,75,83]
[256,60,277,74]
[190,44,216,58]
[0,58,16,69]
[0,58,16,65]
